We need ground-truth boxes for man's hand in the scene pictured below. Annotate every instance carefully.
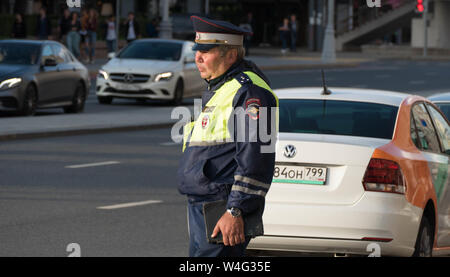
[211,212,245,246]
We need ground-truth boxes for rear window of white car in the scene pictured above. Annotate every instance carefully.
[279,99,398,139]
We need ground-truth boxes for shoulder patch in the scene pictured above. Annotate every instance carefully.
[245,98,261,120]
[235,72,253,85]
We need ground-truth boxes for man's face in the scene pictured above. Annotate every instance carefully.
[195,47,228,81]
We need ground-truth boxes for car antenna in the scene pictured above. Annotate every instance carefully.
[321,69,332,95]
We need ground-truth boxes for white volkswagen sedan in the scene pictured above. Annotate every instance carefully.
[96,39,204,105]
[247,87,450,257]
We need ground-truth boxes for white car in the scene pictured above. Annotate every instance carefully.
[96,39,204,105]
[247,87,450,257]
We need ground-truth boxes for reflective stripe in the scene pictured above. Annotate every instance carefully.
[231,185,267,197]
[234,175,271,190]
[182,121,195,152]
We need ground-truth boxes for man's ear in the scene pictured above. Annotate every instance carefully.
[227,48,238,63]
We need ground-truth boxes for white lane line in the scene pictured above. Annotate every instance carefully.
[65,161,120,169]
[409,80,426,85]
[97,200,163,210]
[160,141,181,146]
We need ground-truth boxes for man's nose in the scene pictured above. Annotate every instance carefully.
[195,52,203,63]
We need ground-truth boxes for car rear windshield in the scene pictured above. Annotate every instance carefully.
[279,99,398,139]
[117,41,182,61]
[0,43,41,65]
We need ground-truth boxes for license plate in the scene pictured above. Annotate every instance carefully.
[272,165,327,185]
[114,83,141,91]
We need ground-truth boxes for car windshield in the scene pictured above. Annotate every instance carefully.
[0,43,40,65]
[279,99,399,139]
[434,103,450,121]
[117,41,182,61]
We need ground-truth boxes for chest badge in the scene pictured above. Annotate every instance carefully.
[202,115,210,129]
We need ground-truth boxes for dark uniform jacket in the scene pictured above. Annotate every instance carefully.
[177,59,278,216]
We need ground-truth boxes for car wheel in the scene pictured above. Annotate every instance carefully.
[64,82,86,113]
[98,96,113,104]
[171,79,184,106]
[20,84,37,116]
[413,216,433,257]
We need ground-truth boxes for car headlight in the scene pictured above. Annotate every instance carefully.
[98,70,109,80]
[0,78,22,90]
[154,72,173,82]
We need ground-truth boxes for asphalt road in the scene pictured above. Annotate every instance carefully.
[1,59,450,256]
[0,128,187,257]
[2,59,450,118]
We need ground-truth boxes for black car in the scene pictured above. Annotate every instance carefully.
[0,40,90,116]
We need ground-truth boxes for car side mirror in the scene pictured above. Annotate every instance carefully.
[107,52,116,60]
[43,58,57,67]
[184,56,195,64]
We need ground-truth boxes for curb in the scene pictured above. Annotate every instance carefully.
[0,122,175,142]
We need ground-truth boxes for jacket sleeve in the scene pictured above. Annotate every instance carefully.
[226,81,278,215]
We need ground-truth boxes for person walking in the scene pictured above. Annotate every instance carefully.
[289,14,298,52]
[278,18,289,54]
[12,13,27,38]
[79,9,89,63]
[86,8,98,64]
[239,18,252,56]
[104,15,117,53]
[67,12,81,59]
[58,8,71,45]
[36,7,51,40]
[123,12,139,44]
[178,16,278,257]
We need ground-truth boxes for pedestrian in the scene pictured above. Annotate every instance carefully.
[289,14,297,52]
[178,16,278,257]
[67,12,81,59]
[86,8,98,64]
[104,15,117,53]
[239,18,252,56]
[11,13,27,39]
[36,7,51,40]
[123,12,139,44]
[146,18,159,38]
[79,9,89,63]
[58,8,71,45]
[278,18,289,54]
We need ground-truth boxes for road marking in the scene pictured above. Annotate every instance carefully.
[160,141,181,146]
[97,200,163,210]
[409,80,426,85]
[66,161,120,169]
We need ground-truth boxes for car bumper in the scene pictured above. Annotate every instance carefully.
[248,192,423,257]
[0,86,22,110]
[96,77,176,100]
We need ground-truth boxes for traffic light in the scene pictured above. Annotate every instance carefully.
[416,0,424,13]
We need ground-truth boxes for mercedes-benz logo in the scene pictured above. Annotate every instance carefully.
[283,145,297,158]
[124,74,134,83]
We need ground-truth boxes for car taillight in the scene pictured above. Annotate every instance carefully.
[362,158,405,194]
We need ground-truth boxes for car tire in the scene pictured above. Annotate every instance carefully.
[170,79,184,106]
[64,82,86,113]
[20,84,37,116]
[98,96,113,105]
[412,216,433,257]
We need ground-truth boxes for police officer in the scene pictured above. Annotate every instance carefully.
[177,16,279,257]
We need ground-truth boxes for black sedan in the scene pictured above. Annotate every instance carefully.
[0,40,90,116]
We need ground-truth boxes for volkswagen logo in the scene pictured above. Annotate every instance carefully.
[124,74,134,83]
[283,145,297,158]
